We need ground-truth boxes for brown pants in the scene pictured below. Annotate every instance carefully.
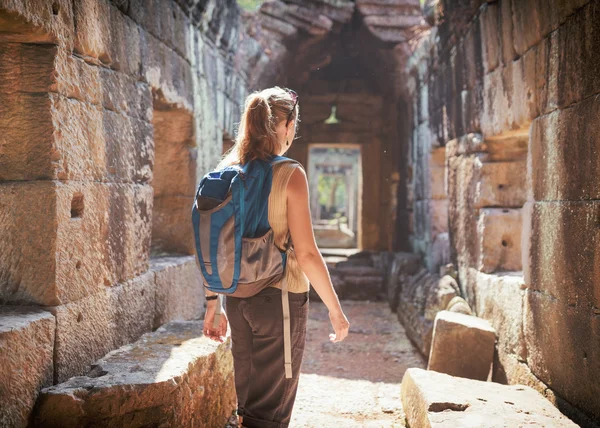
[226,287,309,428]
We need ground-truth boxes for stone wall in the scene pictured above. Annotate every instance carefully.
[0,0,255,425]
[405,0,600,424]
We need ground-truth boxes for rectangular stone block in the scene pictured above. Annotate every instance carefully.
[0,92,54,181]
[0,0,74,45]
[530,96,600,202]
[472,270,526,360]
[99,67,153,122]
[139,28,194,109]
[73,0,141,77]
[35,321,235,427]
[428,311,496,381]
[475,161,526,208]
[72,0,112,63]
[478,208,522,273]
[479,2,500,72]
[522,200,600,306]
[0,181,152,306]
[0,92,153,182]
[522,200,600,420]
[0,307,55,428]
[151,256,204,329]
[553,0,600,108]
[401,368,577,428]
[0,43,57,94]
[50,271,155,382]
[481,58,535,138]
[525,290,600,421]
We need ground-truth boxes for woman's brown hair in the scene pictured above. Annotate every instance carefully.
[219,87,298,167]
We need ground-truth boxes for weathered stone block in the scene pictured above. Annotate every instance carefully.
[50,271,155,382]
[139,28,194,109]
[522,200,600,304]
[152,256,204,329]
[522,200,600,420]
[0,181,152,306]
[481,59,534,138]
[428,311,496,381]
[0,92,153,182]
[73,0,141,76]
[34,321,235,428]
[554,0,600,108]
[472,270,526,361]
[106,3,142,76]
[401,368,577,428]
[103,108,154,183]
[479,2,500,72]
[0,92,54,181]
[478,208,522,273]
[0,42,57,94]
[530,95,600,202]
[0,307,55,428]
[99,66,153,122]
[72,0,112,63]
[475,161,526,208]
[524,290,600,422]
[53,49,102,105]
[0,0,74,46]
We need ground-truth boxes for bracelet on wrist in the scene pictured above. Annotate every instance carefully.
[205,295,219,301]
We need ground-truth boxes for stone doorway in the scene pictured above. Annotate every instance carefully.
[308,144,362,249]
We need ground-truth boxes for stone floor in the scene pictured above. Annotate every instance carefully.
[290,300,426,427]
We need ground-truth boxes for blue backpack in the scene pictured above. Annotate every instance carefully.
[192,155,298,378]
[191,156,297,298]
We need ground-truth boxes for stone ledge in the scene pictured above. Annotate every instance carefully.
[0,306,55,428]
[401,368,577,428]
[34,321,236,428]
[151,256,205,329]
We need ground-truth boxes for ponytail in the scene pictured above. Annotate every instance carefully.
[219,87,298,168]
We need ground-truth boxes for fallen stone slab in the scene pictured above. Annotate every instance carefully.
[401,368,577,427]
[34,321,235,428]
[0,306,55,428]
[428,311,496,381]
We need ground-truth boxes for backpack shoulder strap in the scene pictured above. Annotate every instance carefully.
[270,155,300,167]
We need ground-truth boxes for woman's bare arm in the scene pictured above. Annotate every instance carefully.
[287,166,349,342]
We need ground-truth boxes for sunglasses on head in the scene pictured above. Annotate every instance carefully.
[285,88,298,126]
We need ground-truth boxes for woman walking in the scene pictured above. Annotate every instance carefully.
[203,86,350,428]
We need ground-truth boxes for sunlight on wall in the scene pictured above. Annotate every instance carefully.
[237,0,265,12]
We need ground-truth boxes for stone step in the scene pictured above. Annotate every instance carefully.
[401,368,577,427]
[329,265,384,278]
[0,306,55,428]
[34,321,235,428]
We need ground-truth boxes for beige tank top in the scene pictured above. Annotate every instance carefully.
[268,162,311,294]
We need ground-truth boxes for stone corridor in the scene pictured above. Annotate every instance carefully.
[1,0,600,426]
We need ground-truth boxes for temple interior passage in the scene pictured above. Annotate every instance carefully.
[0,0,599,427]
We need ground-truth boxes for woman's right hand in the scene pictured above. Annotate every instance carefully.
[204,300,228,343]
[328,308,350,342]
